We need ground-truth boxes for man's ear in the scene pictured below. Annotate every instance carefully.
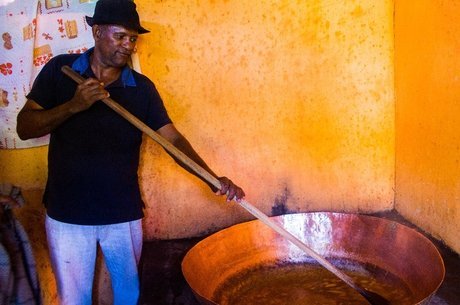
[93,25,102,39]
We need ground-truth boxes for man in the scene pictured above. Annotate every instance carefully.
[16,0,245,304]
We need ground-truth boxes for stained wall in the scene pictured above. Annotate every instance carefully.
[135,0,395,239]
[0,1,395,238]
[394,0,460,253]
[0,1,394,303]
[2,0,460,302]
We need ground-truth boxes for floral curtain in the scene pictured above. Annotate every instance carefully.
[0,0,98,149]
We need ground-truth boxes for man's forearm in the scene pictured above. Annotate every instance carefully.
[16,100,80,140]
[169,135,220,189]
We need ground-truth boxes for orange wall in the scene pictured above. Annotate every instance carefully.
[0,1,395,241]
[135,0,395,239]
[2,1,459,301]
[394,1,460,253]
[0,1,394,303]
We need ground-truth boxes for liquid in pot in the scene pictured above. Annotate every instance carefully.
[212,259,416,305]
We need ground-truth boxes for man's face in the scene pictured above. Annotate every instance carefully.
[94,24,139,68]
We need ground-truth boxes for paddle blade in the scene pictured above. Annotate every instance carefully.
[361,289,391,305]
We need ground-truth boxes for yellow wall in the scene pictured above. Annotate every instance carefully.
[3,0,460,302]
[0,1,395,238]
[394,0,460,253]
[136,0,395,239]
[0,1,395,302]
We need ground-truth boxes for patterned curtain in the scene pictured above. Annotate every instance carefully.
[0,0,98,149]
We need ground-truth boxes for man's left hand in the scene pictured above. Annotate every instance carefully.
[215,177,245,202]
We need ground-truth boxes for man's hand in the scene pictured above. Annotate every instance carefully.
[68,78,109,113]
[215,176,245,202]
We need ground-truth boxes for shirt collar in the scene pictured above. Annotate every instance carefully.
[71,47,137,87]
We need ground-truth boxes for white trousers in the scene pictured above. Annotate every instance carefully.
[45,215,143,305]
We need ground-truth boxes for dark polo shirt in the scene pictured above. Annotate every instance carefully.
[27,48,172,225]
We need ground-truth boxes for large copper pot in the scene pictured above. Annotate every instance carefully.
[182,212,445,305]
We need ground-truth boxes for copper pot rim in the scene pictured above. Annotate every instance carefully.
[182,212,445,305]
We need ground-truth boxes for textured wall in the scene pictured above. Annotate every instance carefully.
[0,147,48,189]
[136,0,395,239]
[1,0,458,301]
[0,1,395,240]
[0,1,395,303]
[394,1,460,253]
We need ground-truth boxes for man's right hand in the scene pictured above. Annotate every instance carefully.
[17,77,110,140]
[69,78,109,113]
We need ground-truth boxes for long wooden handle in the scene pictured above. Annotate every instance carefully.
[61,65,218,188]
[61,65,370,296]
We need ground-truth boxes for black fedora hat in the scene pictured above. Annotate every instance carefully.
[85,0,149,34]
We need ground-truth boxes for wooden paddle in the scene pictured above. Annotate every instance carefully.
[61,65,390,305]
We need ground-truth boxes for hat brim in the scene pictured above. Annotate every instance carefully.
[85,16,95,27]
[85,16,150,34]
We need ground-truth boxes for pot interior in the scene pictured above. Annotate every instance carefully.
[181,212,445,305]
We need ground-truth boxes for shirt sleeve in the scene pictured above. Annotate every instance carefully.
[142,77,173,131]
[26,56,63,110]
